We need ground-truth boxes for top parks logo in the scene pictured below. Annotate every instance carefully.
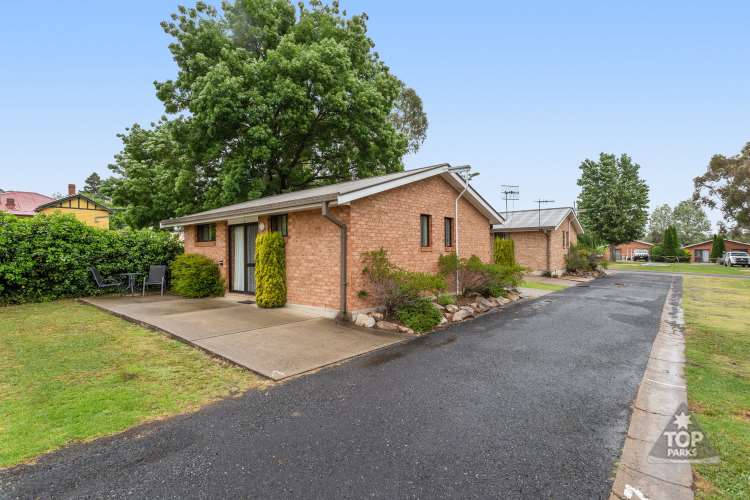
[648,403,719,464]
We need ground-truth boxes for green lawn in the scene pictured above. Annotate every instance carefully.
[519,280,568,292]
[0,300,264,468]
[610,262,750,276]
[683,277,750,498]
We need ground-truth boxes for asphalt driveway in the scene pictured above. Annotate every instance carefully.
[1,272,675,499]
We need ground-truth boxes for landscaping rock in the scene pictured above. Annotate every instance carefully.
[445,304,459,313]
[369,312,384,320]
[444,312,453,322]
[495,296,511,305]
[439,316,447,325]
[354,313,376,328]
[452,308,473,322]
[432,303,446,311]
[376,320,400,331]
[478,297,496,309]
[397,325,415,335]
[505,291,521,301]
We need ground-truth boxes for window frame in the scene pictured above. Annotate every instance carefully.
[420,214,432,248]
[196,223,216,242]
[444,217,454,248]
[270,214,288,237]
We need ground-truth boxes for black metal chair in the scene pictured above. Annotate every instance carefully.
[142,265,167,296]
[89,267,124,291]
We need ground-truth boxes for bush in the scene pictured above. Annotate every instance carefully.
[397,298,443,333]
[0,213,182,304]
[170,253,225,298]
[361,249,446,318]
[493,237,516,266]
[436,293,456,306]
[438,252,523,297]
[255,231,286,308]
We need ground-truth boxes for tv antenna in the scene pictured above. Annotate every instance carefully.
[500,185,519,222]
[534,199,555,229]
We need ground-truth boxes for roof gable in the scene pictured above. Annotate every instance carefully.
[36,194,112,213]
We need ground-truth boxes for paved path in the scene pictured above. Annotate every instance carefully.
[1,273,674,499]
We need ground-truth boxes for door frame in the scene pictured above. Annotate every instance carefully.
[228,222,258,294]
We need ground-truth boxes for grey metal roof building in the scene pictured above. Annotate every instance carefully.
[492,207,583,233]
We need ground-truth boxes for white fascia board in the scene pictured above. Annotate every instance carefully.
[160,202,327,228]
[336,165,450,205]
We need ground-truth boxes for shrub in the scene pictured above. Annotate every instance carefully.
[361,249,446,318]
[0,213,182,304]
[255,231,287,308]
[170,253,225,298]
[436,293,456,306]
[438,252,523,297]
[397,298,443,333]
[493,237,516,266]
[710,234,725,261]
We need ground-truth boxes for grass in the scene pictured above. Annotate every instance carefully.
[609,262,750,276]
[682,276,750,498]
[519,280,568,292]
[0,300,265,468]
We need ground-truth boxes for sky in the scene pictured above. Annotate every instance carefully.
[1,1,748,227]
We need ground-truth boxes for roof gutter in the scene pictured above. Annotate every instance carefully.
[321,201,348,320]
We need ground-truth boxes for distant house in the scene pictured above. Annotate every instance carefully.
[491,207,583,277]
[606,240,655,261]
[0,184,111,229]
[1,191,55,217]
[682,239,750,263]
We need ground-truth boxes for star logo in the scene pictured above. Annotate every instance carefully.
[673,412,691,430]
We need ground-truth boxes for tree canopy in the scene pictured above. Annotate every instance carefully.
[576,153,650,246]
[694,141,750,232]
[647,204,672,243]
[672,200,711,246]
[105,0,427,228]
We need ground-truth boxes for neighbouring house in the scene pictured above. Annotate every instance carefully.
[1,191,55,217]
[1,184,111,229]
[605,240,655,261]
[161,164,503,318]
[491,207,583,277]
[682,239,750,263]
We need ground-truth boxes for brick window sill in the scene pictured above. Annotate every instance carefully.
[195,241,217,247]
[420,246,433,252]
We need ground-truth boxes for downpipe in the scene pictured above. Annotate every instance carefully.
[322,202,348,321]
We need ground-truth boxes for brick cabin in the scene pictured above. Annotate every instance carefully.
[162,164,503,318]
[682,239,750,263]
[491,207,583,276]
[605,240,655,261]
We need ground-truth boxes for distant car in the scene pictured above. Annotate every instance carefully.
[632,249,650,262]
[723,251,750,267]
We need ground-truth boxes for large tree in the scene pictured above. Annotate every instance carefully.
[83,172,103,196]
[106,0,427,228]
[694,141,750,231]
[672,199,711,245]
[576,153,650,254]
[647,203,672,243]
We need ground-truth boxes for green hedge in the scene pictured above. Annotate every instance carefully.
[255,231,286,308]
[0,213,182,304]
[170,254,225,298]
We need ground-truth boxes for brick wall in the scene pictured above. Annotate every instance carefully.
[606,241,654,260]
[183,221,230,283]
[347,175,492,311]
[501,213,579,276]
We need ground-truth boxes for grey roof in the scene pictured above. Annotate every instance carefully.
[161,164,503,227]
[492,207,582,233]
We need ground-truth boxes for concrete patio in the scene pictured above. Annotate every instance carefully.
[81,295,405,381]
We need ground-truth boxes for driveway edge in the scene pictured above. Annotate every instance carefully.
[610,278,694,500]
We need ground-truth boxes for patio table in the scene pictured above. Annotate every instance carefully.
[119,272,142,296]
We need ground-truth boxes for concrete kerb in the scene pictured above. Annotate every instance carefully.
[610,277,694,500]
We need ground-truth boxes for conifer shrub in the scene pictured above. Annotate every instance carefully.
[170,253,225,298]
[255,231,287,308]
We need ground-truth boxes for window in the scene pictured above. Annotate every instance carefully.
[270,214,288,236]
[562,230,568,249]
[420,214,431,247]
[196,223,216,242]
[444,217,454,247]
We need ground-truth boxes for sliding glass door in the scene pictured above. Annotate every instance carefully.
[230,223,258,293]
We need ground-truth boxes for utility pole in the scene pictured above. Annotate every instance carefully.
[500,185,519,221]
[534,199,555,229]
